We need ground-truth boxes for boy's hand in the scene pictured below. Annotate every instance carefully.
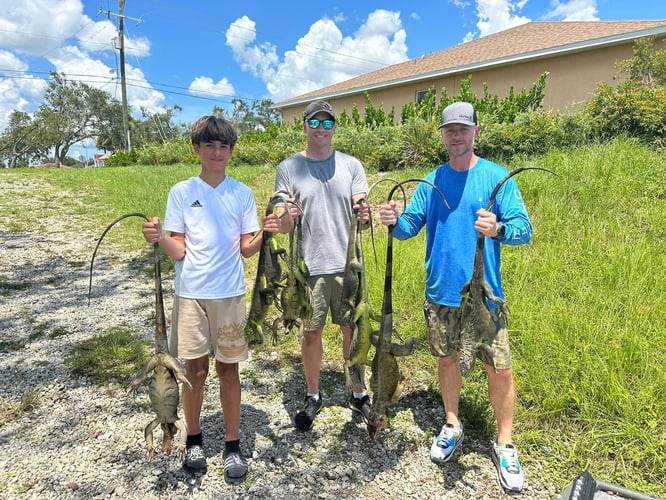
[142,217,166,243]
[261,212,283,234]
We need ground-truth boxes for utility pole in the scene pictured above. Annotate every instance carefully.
[98,1,143,151]
[118,0,129,151]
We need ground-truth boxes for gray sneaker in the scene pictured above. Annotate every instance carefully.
[492,441,524,492]
[430,423,464,463]
[183,444,207,470]
[223,449,248,484]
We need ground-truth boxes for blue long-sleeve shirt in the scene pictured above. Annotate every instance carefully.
[393,158,532,307]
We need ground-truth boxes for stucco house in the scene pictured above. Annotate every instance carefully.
[274,20,666,123]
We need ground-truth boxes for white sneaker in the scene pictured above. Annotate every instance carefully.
[430,423,464,463]
[492,441,525,492]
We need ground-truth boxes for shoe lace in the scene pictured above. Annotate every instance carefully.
[436,425,459,447]
[499,446,521,473]
[187,445,205,461]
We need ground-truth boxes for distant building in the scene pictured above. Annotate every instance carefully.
[274,20,666,123]
[93,154,109,167]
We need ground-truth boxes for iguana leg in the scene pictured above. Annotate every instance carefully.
[144,418,160,461]
[161,353,192,390]
[173,418,188,461]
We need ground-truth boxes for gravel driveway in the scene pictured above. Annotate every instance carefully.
[0,176,559,499]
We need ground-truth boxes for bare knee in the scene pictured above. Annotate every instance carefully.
[302,329,322,346]
[185,359,209,389]
[440,355,457,369]
[215,361,239,382]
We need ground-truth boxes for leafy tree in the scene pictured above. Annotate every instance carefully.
[0,111,46,168]
[130,105,185,148]
[35,72,119,166]
[616,36,666,87]
[94,100,127,152]
[251,98,282,130]
[227,98,281,134]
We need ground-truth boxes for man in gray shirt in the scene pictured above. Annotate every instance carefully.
[274,100,371,431]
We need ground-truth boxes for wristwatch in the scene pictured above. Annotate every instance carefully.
[492,222,506,240]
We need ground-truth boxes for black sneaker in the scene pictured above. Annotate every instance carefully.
[349,393,371,423]
[294,392,323,431]
[223,449,248,485]
[183,444,207,470]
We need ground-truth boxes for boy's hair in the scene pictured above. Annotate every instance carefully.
[190,116,238,148]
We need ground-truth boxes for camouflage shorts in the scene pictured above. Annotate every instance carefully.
[423,300,512,369]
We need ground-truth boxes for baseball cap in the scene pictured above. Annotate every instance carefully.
[438,102,478,129]
[303,100,336,121]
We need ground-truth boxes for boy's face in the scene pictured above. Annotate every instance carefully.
[193,140,233,170]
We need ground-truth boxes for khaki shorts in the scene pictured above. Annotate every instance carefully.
[170,296,248,364]
[423,300,512,369]
[305,273,354,331]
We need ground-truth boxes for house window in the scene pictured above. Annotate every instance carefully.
[416,89,435,103]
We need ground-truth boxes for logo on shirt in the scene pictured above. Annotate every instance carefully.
[190,200,202,207]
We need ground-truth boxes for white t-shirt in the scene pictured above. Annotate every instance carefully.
[163,175,259,299]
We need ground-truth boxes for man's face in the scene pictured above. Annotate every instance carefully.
[441,124,478,158]
[304,112,336,144]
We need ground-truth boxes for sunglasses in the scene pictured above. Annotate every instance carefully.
[307,118,335,130]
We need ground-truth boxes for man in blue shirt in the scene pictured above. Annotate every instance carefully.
[378,102,529,493]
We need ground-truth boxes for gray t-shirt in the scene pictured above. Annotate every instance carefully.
[275,150,368,275]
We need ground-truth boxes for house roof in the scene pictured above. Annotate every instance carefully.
[275,20,666,108]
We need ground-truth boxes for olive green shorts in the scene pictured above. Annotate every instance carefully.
[305,273,354,331]
[423,300,512,369]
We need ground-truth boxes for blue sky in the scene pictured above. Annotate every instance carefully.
[1,0,665,138]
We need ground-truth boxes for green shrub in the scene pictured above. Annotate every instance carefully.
[478,110,562,162]
[233,126,304,167]
[399,118,446,169]
[585,80,666,146]
[105,148,138,167]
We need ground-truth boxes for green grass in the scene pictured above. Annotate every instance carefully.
[1,136,664,496]
[65,326,151,384]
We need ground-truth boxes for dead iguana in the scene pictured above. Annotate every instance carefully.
[366,179,450,438]
[458,167,555,376]
[245,191,290,345]
[343,198,377,392]
[275,197,312,341]
[89,213,192,461]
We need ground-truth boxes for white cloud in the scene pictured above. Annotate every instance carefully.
[474,0,531,38]
[188,76,236,98]
[76,18,151,57]
[0,50,29,72]
[0,0,162,127]
[48,45,164,114]
[0,0,84,56]
[543,0,599,21]
[227,10,409,101]
[226,16,279,80]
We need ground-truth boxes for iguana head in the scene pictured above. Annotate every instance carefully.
[366,405,389,439]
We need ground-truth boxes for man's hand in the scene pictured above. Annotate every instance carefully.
[378,200,399,227]
[474,208,499,237]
